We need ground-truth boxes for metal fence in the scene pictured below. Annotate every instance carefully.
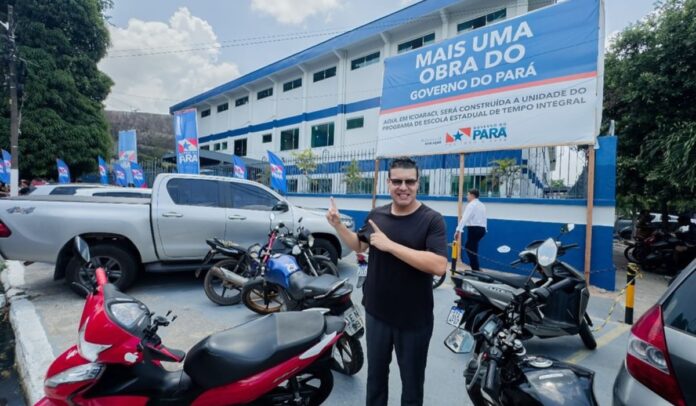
[135,146,588,200]
[281,146,589,199]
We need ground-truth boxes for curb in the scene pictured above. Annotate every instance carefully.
[1,261,54,405]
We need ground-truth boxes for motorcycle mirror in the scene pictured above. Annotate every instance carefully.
[537,238,558,268]
[497,245,511,254]
[292,245,301,255]
[298,217,303,223]
[561,223,575,234]
[73,236,91,264]
[444,328,475,354]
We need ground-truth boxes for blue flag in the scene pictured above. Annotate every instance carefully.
[2,150,11,184]
[118,130,138,163]
[267,151,286,194]
[232,155,247,179]
[173,109,200,174]
[0,156,6,184]
[113,164,128,187]
[56,159,71,184]
[130,161,147,188]
[98,156,108,185]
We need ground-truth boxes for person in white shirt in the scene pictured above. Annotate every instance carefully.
[454,189,487,270]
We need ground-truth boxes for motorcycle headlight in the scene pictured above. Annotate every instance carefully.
[78,319,111,362]
[308,235,315,248]
[45,363,104,388]
[109,302,147,329]
[536,238,558,268]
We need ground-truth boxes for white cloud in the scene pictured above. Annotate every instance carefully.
[250,0,343,25]
[99,7,240,114]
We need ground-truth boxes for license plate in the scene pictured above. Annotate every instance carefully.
[344,306,364,336]
[357,264,368,277]
[447,306,465,327]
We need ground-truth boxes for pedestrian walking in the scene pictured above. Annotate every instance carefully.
[326,156,448,406]
[454,189,487,271]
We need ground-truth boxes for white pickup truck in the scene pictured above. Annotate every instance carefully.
[0,174,354,294]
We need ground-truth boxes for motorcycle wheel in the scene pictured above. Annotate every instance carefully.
[203,259,244,306]
[312,256,339,277]
[579,320,597,350]
[624,245,636,262]
[331,335,364,376]
[262,366,334,406]
[432,273,446,289]
[241,279,285,314]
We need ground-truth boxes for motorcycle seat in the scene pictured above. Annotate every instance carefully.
[289,272,350,299]
[184,312,326,388]
[469,270,532,289]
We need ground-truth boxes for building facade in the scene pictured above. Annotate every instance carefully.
[171,0,560,196]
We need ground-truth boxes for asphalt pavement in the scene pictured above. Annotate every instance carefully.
[1,252,648,406]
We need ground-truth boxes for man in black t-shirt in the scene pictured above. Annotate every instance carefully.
[327,157,448,406]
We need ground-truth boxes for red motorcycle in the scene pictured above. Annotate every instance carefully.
[37,237,343,406]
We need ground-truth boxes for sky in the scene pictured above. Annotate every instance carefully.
[98,0,659,114]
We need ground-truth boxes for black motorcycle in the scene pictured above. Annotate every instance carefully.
[447,224,596,350]
[444,278,598,406]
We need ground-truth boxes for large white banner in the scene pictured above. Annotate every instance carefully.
[377,0,604,157]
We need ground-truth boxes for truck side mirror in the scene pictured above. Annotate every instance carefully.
[273,201,289,212]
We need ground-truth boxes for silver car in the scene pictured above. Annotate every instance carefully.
[613,260,696,406]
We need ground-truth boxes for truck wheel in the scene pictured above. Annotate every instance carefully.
[311,239,338,265]
[66,244,138,297]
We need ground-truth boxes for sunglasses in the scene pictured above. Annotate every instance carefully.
[389,178,418,187]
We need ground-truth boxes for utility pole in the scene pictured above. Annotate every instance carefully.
[7,6,18,196]
[1,6,18,196]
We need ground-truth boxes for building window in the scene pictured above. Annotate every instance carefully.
[346,117,364,130]
[257,87,273,100]
[201,145,210,151]
[288,179,298,193]
[313,66,336,82]
[201,109,211,118]
[351,51,380,70]
[234,139,247,156]
[309,179,332,193]
[221,142,228,150]
[213,143,221,151]
[280,128,300,151]
[235,96,249,107]
[283,78,302,92]
[457,9,507,33]
[397,33,435,54]
[262,133,272,143]
[347,177,373,194]
[217,102,229,113]
[451,175,494,196]
[311,122,334,148]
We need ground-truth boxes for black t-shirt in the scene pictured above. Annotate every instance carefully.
[357,203,447,329]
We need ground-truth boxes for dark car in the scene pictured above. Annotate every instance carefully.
[613,258,696,405]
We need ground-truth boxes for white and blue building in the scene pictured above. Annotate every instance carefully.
[171,0,617,290]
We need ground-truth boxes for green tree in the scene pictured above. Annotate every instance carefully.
[489,158,523,197]
[0,0,113,180]
[343,159,362,193]
[604,0,696,216]
[291,148,317,191]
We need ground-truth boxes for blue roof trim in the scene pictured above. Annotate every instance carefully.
[169,0,461,114]
[200,97,381,143]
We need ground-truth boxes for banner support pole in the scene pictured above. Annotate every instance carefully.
[457,153,465,267]
[371,158,380,209]
[584,146,596,284]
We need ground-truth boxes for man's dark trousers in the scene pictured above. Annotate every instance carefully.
[464,226,486,271]
[365,312,433,406]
